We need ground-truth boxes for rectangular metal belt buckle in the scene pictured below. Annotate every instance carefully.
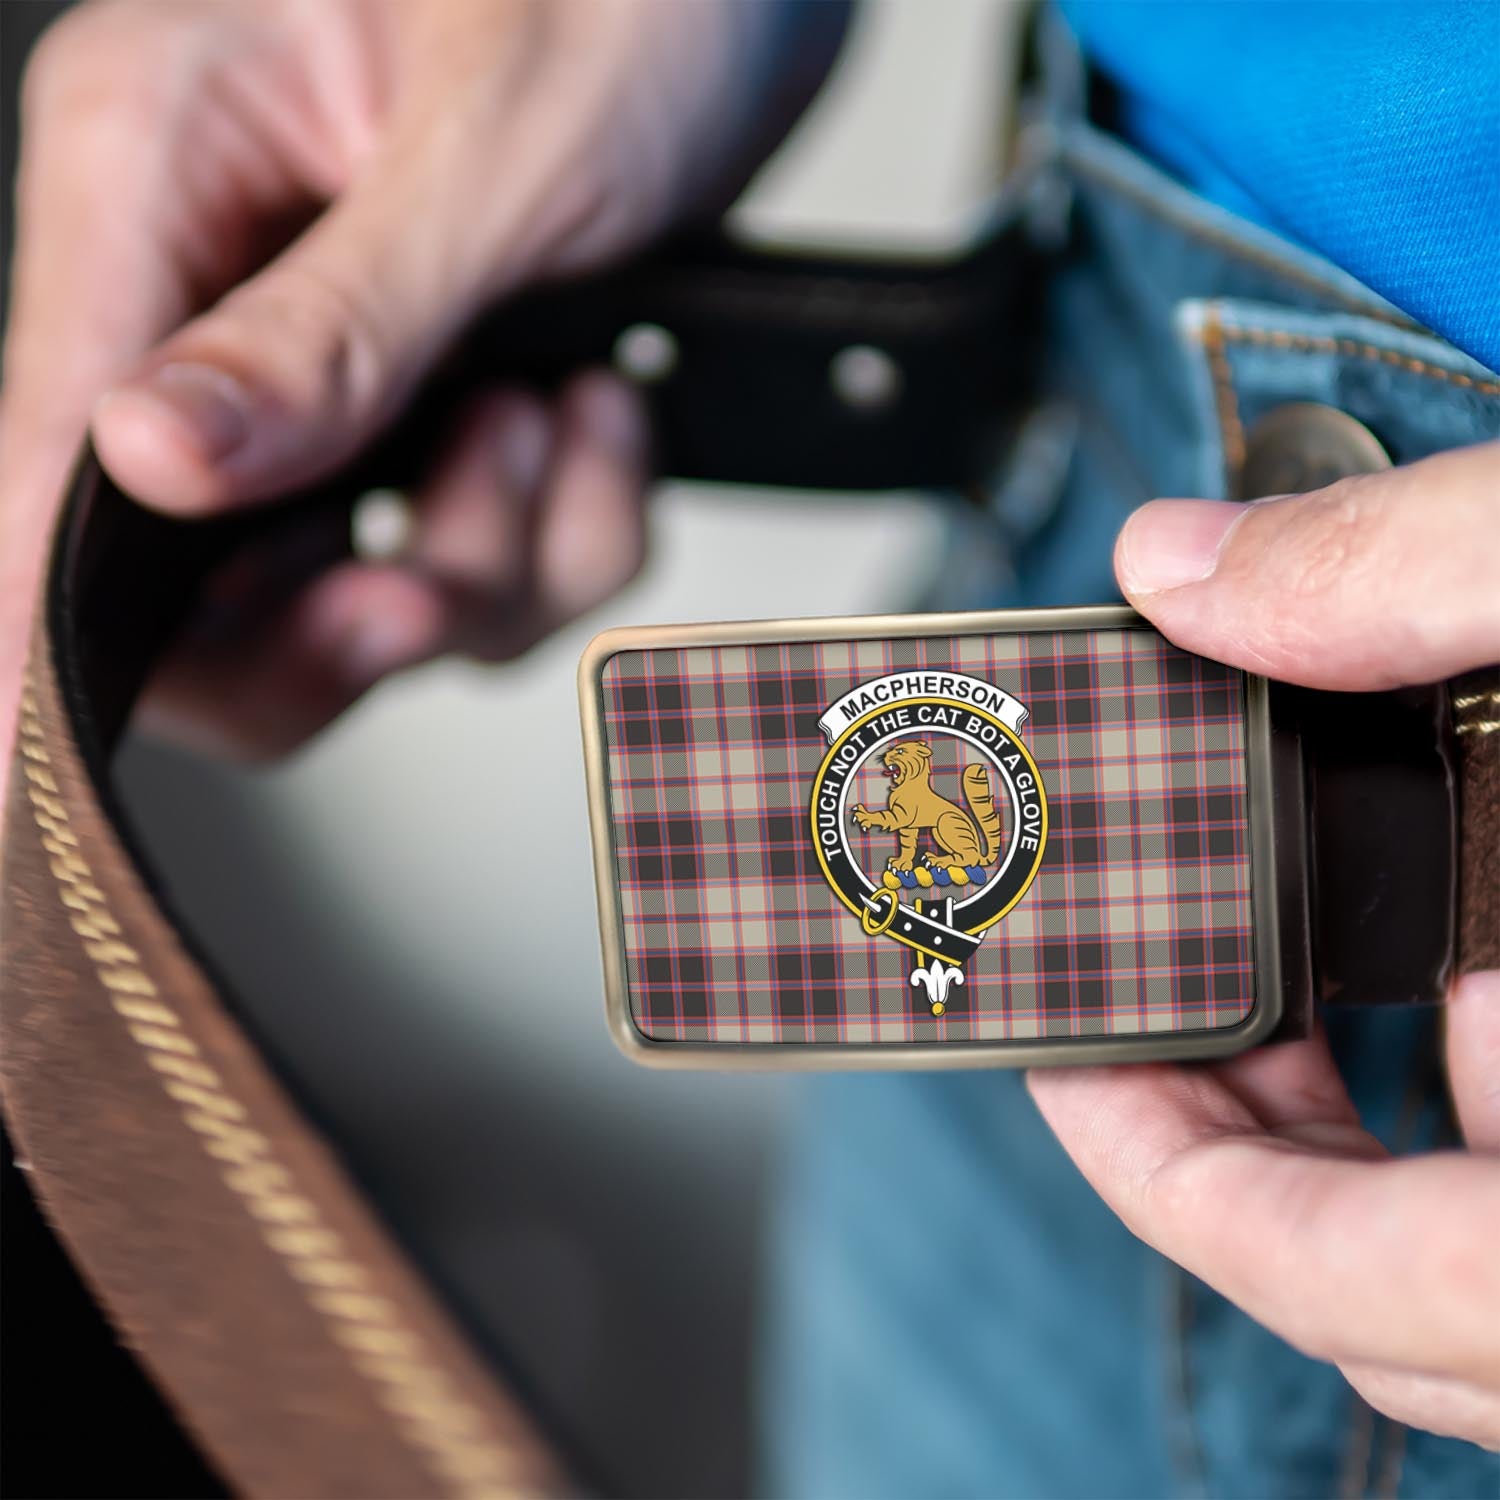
[579,605,1303,1068]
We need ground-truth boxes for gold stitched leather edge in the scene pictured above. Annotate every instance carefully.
[15,671,537,1500]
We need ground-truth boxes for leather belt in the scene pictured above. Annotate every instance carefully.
[1453,665,1500,976]
[1,228,1496,1497]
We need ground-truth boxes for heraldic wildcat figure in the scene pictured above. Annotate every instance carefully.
[851,741,1002,874]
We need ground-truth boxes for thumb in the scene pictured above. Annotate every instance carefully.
[90,102,561,514]
[1114,442,1500,690]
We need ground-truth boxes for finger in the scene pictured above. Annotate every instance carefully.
[138,372,644,755]
[1,0,328,519]
[1029,1059,1500,1384]
[139,562,445,761]
[1026,1031,1372,1190]
[1,1,336,787]
[434,369,649,663]
[1341,1361,1500,1450]
[89,18,607,515]
[89,186,465,514]
[1447,969,1500,1153]
[135,386,549,757]
[2,9,191,468]
[1,10,199,797]
[408,392,551,601]
[1196,1027,1376,1151]
[1114,443,1500,690]
[530,371,649,623]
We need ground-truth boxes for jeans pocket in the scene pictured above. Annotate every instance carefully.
[1176,299,1500,499]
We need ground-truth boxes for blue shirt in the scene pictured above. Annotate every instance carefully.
[1061,0,1500,372]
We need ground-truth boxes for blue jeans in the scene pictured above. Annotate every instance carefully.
[760,88,1500,1500]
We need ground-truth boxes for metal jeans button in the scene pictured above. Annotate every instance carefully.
[1236,402,1391,500]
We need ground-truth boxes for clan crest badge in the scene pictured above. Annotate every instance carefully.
[809,670,1049,1015]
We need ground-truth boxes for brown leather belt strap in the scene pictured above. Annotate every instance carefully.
[1454,666,1500,975]
[3,457,568,1496]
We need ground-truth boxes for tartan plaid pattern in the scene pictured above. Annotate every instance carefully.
[600,629,1254,1045]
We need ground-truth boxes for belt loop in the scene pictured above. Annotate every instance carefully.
[1036,3,1087,129]
[1010,5,1084,250]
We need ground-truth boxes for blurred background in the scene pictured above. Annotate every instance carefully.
[2,3,1020,1493]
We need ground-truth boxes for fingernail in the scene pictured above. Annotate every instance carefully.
[495,405,550,495]
[111,362,253,464]
[576,374,646,458]
[1117,499,1242,595]
[341,613,425,686]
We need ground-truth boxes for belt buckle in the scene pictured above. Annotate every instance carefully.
[579,604,1299,1068]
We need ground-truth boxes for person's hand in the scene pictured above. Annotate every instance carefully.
[0,0,842,763]
[1030,442,1500,1448]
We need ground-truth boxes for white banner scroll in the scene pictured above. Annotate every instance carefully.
[817,670,1030,743]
